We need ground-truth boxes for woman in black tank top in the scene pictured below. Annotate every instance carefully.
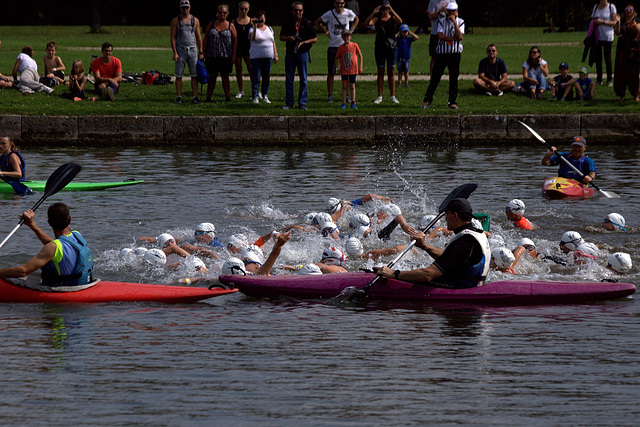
[232,1,252,98]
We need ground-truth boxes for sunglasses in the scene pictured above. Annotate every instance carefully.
[625,7,634,11]
[293,9,303,12]
[487,49,496,52]
[195,230,212,236]
[523,244,536,251]
[240,7,248,11]
[218,11,228,14]
[531,50,540,54]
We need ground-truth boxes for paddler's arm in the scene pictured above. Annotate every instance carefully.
[541,146,557,166]
[21,210,54,245]
[0,242,55,278]
[411,230,444,259]
[256,232,291,276]
[0,153,23,180]
[375,264,443,283]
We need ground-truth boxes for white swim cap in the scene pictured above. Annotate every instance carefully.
[184,256,207,273]
[560,231,584,251]
[349,213,370,229]
[326,197,342,214]
[314,212,333,226]
[471,218,482,230]
[419,214,437,229]
[607,252,632,273]
[605,213,626,231]
[221,257,247,275]
[488,235,505,248]
[158,233,175,249]
[144,248,167,267]
[492,247,515,269]
[385,203,402,217]
[321,246,347,265]
[518,238,535,248]
[506,199,526,213]
[345,237,364,258]
[196,222,216,237]
[241,245,264,266]
[134,247,148,257]
[227,233,249,250]
[119,248,134,260]
[352,225,370,238]
[576,242,599,258]
[320,220,338,236]
[304,212,319,224]
[298,264,323,275]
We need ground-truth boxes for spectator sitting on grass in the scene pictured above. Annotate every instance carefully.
[513,45,549,99]
[549,62,574,101]
[575,67,596,100]
[12,46,54,95]
[472,43,515,96]
[42,41,66,86]
[91,42,122,101]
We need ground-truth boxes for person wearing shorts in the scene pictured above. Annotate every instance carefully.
[335,29,362,108]
[396,23,418,87]
[170,0,204,104]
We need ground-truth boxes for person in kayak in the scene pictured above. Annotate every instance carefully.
[0,136,26,183]
[541,136,597,184]
[505,199,533,230]
[375,198,491,289]
[0,203,94,287]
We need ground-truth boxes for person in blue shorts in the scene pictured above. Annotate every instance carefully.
[396,23,418,88]
[541,136,597,184]
[574,67,596,100]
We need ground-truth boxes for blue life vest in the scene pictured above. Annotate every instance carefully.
[552,152,596,181]
[437,229,491,288]
[0,151,26,182]
[41,231,94,287]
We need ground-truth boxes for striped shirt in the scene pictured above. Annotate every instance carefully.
[435,16,465,55]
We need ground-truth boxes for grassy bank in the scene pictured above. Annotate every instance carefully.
[0,26,635,116]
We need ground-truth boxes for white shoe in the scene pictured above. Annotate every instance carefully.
[373,96,383,104]
[390,96,399,104]
[258,93,263,99]
[262,96,271,104]
[235,92,244,99]
[252,97,259,104]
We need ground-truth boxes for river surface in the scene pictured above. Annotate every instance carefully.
[1,144,639,425]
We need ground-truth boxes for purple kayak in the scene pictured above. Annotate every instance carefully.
[219,272,636,305]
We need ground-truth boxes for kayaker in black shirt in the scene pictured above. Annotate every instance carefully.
[375,198,491,289]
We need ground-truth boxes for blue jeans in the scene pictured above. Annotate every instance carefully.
[250,57,273,99]
[285,51,309,107]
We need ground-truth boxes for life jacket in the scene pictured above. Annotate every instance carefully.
[0,151,26,182]
[437,229,491,288]
[513,216,533,230]
[556,153,593,181]
[41,231,94,287]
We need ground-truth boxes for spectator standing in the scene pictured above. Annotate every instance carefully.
[613,3,640,101]
[335,29,363,109]
[422,2,464,110]
[549,62,574,101]
[315,0,358,103]
[91,42,122,101]
[248,10,278,104]
[396,24,418,88]
[591,0,619,86]
[203,4,238,102]
[12,46,54,95]
[427,0,451,75]
[170,0,204,105]
[364,1,402,104]
[280,2,317,110]
[473,44,515,96]
[232,1,252,99]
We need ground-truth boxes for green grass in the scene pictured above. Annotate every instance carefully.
[0,26,633,116]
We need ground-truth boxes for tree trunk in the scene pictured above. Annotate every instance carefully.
[90,0,101,33]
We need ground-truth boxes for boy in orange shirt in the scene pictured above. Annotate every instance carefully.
[335,29,363,109]
[505,199,533,230]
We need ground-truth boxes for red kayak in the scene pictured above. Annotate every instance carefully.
[542,177,596,199]
[0,278,237,304]
[219,272,636,305]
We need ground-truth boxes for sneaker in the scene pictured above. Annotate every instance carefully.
[282,105,293,110]
[262,96,271,104]
[44,87,54,95]
[390,96,400,104]
[299,105,308,110]
[252,97,259,104]
[421,102,431,109]
[373,96,383,104]
[512,85,524,94]
[549,95,557,101]
[561,96,566,102]
[225,96,231,102]
[340,103,347,109]
[205,97,212,103]
[608,81,613,87]
[258,93,263,100]
[175,96,183,104]
[107,86,116,101]
[496,90,503,97]
[192,96,200,104]
[448,103,458,110]
[100,86,107,100]
[235,91,244,99]
[484,91,493,97]
[405,83,410,88]
[327,94,334,103]
[351,102,357,109]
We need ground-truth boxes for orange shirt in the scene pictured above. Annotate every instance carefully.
[91,57,122,79]
[336,42,361,76]
[513,216,532,230]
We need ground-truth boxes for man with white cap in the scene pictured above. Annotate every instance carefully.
[505,199,533,230]
[602,213,626,231]
[170,0,204,104]
[426,0,451,75]
[541,136,597,184]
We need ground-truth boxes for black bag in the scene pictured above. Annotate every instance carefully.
[38,76,57,87]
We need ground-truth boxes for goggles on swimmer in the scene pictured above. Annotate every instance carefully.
[604,218,627,231]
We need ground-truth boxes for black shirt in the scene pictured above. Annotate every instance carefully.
[280,18,317,55]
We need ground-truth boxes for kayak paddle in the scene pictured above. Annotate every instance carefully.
[518,120,619,199]
[0,163,82,251]
[339,183,478,303]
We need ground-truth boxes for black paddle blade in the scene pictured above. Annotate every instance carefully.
[437,183,478,212]
[44,163,81,198]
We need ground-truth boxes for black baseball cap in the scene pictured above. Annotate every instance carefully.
[445,198,473,221]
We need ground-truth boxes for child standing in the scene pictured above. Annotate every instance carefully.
[335,29,363,109]
[43,41,66,85]
[550,62,574,101]
[575,67,596,100]
[63,60,87,101]
[396,23,418,88]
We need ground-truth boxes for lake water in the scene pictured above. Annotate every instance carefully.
[1,143,638,425]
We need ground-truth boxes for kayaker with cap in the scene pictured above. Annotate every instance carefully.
[541,136,597,184]
[375,198,491,289]
[0,136,26,183]
[602,213,626,231]
[0,203,94,287]
[505,199,533,230]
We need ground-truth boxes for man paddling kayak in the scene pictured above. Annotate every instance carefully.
[0,203,94,287]
[375,198,491,289]
[541,136,597,184]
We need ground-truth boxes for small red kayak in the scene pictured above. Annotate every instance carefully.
[0,278,237,304]
[542,176,596,199]
[219,272,636,306]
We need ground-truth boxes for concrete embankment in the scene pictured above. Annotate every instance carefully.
[1,114,638,146]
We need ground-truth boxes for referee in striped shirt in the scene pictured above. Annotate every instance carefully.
[422,2,464,110]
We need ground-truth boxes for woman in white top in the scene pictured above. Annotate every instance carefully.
[248,10,278,103]
[591,0,620,85]
[520,45,549,99]
[11,46,54,95]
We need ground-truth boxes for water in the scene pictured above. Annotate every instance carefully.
[1,144,639,425]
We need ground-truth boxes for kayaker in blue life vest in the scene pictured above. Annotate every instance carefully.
[0,136,27,182]
[541,136,597,184]
[0,203,94,287]
[375,198,491,289]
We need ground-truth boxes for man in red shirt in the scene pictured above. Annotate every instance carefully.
[91,42,123,101]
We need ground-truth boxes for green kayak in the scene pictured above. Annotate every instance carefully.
[0,179,144,194]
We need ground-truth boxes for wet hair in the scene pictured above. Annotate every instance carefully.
[101,42,114,52]
[526,45,541,68]
[46,41,57,50]
[48,202,71,230]
[21,46,34,56]
[71,60,85,75]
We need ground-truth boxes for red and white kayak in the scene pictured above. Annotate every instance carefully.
[219,272,636,305]
[542,176,596,199]
[0,278,237,304]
